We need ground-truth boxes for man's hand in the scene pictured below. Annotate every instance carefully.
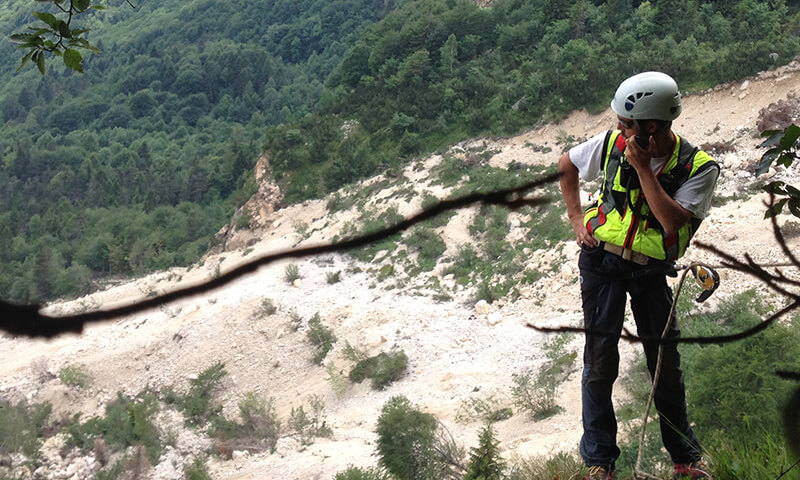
[559,151,599,248]
[621,132,692,235]
[623,134,657,172]
[570,213,599,248]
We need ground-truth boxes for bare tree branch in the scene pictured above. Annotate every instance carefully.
[0,173,558,338]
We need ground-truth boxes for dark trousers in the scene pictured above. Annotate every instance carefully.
[578,244,703,469]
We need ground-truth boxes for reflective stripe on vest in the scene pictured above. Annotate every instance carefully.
[583,130,718,261]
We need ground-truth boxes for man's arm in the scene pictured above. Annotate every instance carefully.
[559,152,599,247]
[624,136,692,235]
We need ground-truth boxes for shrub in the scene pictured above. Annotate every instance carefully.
[293,220,310,237]
[260,297,277,316]
[59,364,91,388]
[66,392,162,464]
[334,467,391,480]
[285,263,301,284]
[342,342,368,364]
[510,368,562,421]
[378,264,394,280]
[288,395,332,445]
[444,244,480,285]
[506,451,584,480]
[326,270,342,284]
[406,227,446,271]
[464,423,505,480]
[526,202,572,251]
[349,350,408,390]
[185,457,213,480]
[175,362,227,426]
[327,192,356,213]
[326,362,348,397]
[456,392,513,424]
[432,155,469,186]
[212,392,281,453]
[555,130,585,153]
[94,457,127,480]
[542,333,578,378]
[235,210,251,230]
[0,399,52,457]
[376,396,453,480]
[682,290,800,439]
[288,310,303,331]
[420,192,456,228]
[307,313,337,364]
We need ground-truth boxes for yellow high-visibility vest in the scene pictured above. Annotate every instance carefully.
[583,130,718,261]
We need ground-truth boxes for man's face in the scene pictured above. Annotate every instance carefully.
[616,116,636,135]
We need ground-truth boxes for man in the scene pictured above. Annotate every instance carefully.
[557,72,719,480]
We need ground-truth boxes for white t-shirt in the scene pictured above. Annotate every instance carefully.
[569,131,719,219]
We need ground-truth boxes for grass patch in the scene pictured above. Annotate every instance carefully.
[260,297,277,316]
[285,263,301,284]
[326,270,342,284]
[59,364,91,388]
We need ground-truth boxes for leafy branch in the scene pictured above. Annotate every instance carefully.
[757,124,800,218]
[9,0,107,74]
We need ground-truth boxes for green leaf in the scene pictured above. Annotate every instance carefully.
[57,20,71,38]
[764,181,786,194]
[779,124,800,151]
[777,153,796,168]
[16,50,35,72]
[756,149,779,175]
[63,49,83,72]
[786,184,800,198]
[789,198,800,218]
[32,11,58,28]
[759,130,784,148]
[91,5,106,9]
[74,0,91,12]
[9,33,36,44]
[764,198,788,219]
[34,51,45,75]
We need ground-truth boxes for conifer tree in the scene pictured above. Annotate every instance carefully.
[463,423,505,480]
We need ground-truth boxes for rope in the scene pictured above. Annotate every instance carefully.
[631,259,797,478]
[632,262,697,480]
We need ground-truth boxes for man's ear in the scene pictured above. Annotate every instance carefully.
[645,121,659,135]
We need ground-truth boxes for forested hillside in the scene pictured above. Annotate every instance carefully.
[267,0,800,202]
[1,0,799,305]
[0,0,408,303]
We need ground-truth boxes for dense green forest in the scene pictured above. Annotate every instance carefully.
[2,0,799,304]
[0,0,409,303]
[267,0,800,202]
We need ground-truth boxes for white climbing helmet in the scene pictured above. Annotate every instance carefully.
[610,71,682,121]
